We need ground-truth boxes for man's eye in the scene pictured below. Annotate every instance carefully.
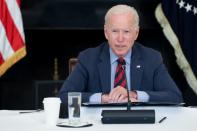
[124,30,130,33]
[112,30,118,33]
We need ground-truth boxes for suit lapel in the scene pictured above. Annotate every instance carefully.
[130,45,143,90]
[98,44,111,93]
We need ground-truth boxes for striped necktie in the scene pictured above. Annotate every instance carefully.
[114,57,128,88]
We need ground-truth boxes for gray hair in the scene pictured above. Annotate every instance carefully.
[104,5,139,29]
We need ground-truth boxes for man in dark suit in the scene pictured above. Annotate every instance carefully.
[59,4,183,104]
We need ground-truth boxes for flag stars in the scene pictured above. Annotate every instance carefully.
[177,1,197,15]
[193,7,197,15]
[179,0,185,8]
[185,3,192,12]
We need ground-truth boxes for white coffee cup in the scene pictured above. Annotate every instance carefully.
[43,97,61,126]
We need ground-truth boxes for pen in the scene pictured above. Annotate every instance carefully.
[159,117,167,123]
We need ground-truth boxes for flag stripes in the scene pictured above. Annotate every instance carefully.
[0,0,26,76]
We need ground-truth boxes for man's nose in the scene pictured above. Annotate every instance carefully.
[117,32,124,42]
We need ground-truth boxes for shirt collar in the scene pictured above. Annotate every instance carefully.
[109,48,132,65]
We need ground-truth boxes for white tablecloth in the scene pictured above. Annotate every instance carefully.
[0,106,196,131]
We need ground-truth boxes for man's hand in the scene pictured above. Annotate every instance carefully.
[129,90,138,100]
[101,94,110,103]
[101,86,138,103]
[109,86,127,103]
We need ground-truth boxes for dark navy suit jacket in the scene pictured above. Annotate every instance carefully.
[59,42,183,104]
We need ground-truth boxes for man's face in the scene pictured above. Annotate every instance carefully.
[104,12,139,57]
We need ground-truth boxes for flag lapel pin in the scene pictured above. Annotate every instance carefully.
[136,65,141,69]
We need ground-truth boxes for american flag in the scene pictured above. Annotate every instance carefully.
[0,0,26,77]
[155,0,197,94]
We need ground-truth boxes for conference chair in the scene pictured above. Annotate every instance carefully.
[68,58,78,74]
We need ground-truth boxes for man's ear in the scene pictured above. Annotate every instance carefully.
[134,29,139,40]
[104,25,109,40]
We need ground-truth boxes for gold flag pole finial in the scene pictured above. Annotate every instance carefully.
[53,57,59,96]
[53,57,59,81]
